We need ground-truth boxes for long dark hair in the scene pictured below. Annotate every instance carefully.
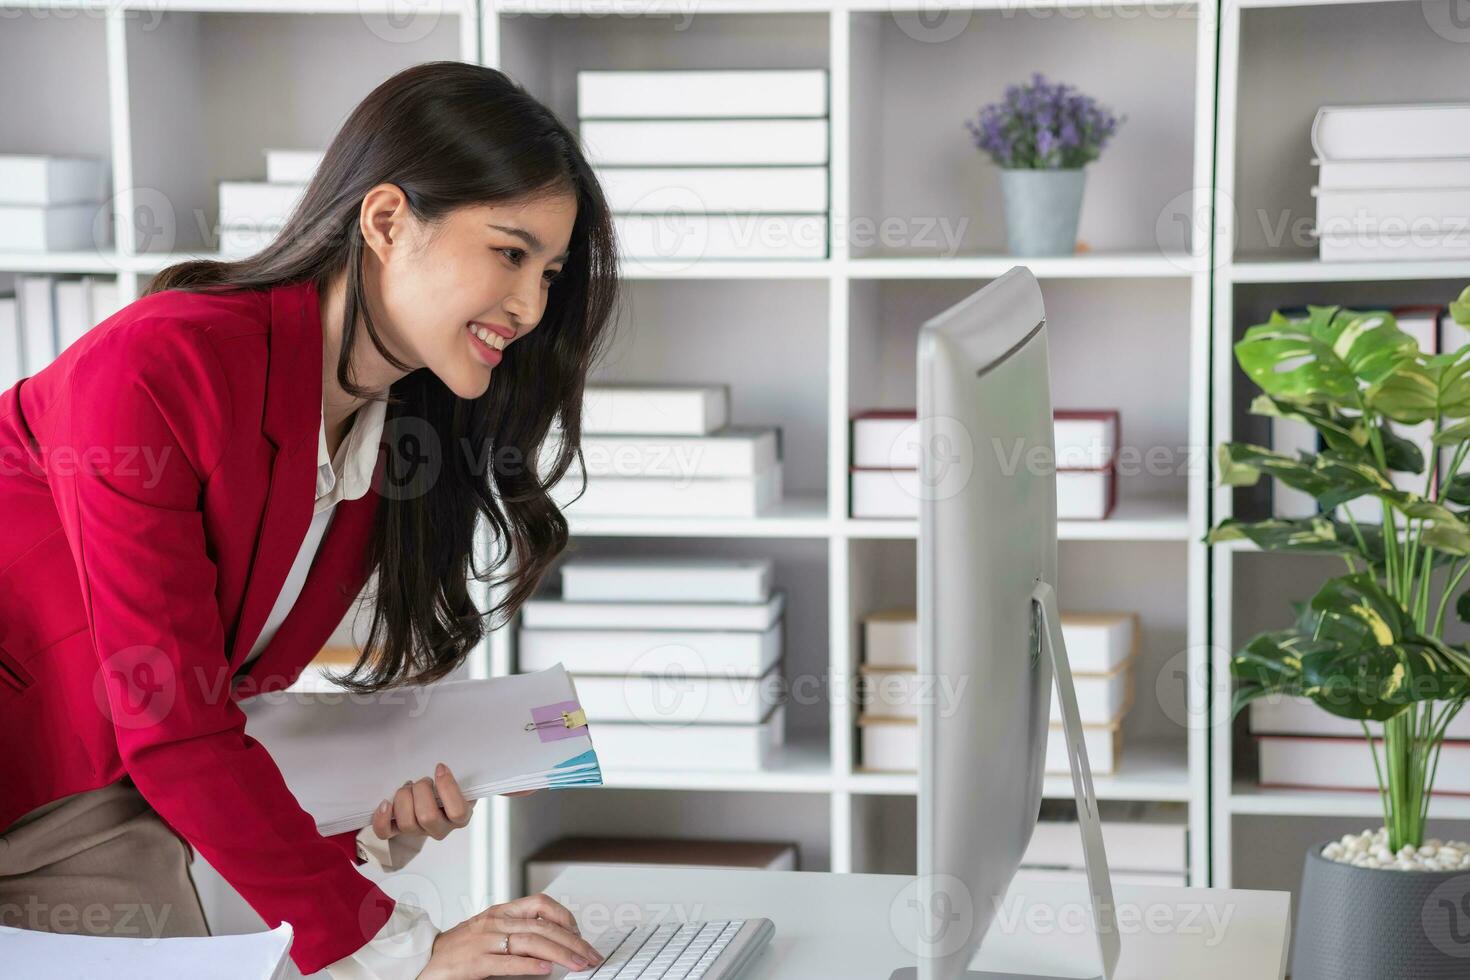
[145,62,618,692]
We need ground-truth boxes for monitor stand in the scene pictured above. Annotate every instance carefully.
[889,579,1120,980]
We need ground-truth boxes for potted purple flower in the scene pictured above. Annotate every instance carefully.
[964,73,1123,257]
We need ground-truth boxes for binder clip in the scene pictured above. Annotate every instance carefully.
[526,700,587,743]
[525,709,587,732]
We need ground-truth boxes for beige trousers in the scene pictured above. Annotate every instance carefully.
[0,777,210,940]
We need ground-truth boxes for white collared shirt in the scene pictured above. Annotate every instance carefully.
[239,396,439,980]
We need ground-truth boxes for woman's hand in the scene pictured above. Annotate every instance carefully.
[372,762,475,844]
[418,893,605,979]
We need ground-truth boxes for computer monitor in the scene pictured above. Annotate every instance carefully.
[892,267,1119,980]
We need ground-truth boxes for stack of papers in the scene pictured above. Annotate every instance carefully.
[0,923,293,979]
[242,666,601,836]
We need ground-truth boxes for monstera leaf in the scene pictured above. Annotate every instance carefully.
[1367,346,1470,424]
[1204,515,1436,570]
[1231,572,1470,722]
[1216,444,1397,510]
[1247,395,1369,458]
[1234,305,1420,406]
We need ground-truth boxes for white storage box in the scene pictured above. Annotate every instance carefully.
[591,705,785,771]
[0,203,104,251]
[857,714,1123,775]
[0,154,107,206]
[573,664,784,725]
[519,624,783,678]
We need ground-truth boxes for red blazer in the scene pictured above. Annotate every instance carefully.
[0,278,397,973]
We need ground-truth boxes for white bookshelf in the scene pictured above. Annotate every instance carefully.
[483,0,1216,906]
[1,0,1215,944]
[1209,0,1470,924]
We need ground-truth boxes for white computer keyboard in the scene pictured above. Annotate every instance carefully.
[561,918,775,980]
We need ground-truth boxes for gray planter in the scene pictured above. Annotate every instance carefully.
[1291,841,1470,979]
[998,167,1086,256]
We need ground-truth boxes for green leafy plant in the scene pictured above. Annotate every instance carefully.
[1206,286,1470,852]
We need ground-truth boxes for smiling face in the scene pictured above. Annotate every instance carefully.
[358,184,578,400]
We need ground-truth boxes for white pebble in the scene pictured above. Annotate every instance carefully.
[1319,828,1470,872]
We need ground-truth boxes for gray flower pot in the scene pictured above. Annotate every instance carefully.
[998,167,1086,256]
[1291,841,1470,979]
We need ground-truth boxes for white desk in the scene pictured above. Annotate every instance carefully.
[542,867,1291,980]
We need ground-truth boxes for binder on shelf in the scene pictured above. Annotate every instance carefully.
[17,275,57,376]
[0,295,20,390]
[52,275,121,354]
[577,69,828,119]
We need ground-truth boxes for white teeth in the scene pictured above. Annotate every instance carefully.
[470,324,506,351]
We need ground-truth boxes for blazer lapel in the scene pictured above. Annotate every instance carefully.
[236,455,384,695]
[226,279,323,673]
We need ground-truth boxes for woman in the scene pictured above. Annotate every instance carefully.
[0,62,617,979]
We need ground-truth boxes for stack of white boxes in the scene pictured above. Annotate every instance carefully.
[0,154,109,252]
[848,408,1120,520]
[856,609,1139,776]
[1253,697,1470,794]
[1022,801,1189,887]
[577,69,830,261]
[517,556,787,771]
[1310,103,1470,262]
[217,149,319,257]
[543,383,784,518]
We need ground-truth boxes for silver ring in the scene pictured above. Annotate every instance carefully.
[501,933,510,955]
